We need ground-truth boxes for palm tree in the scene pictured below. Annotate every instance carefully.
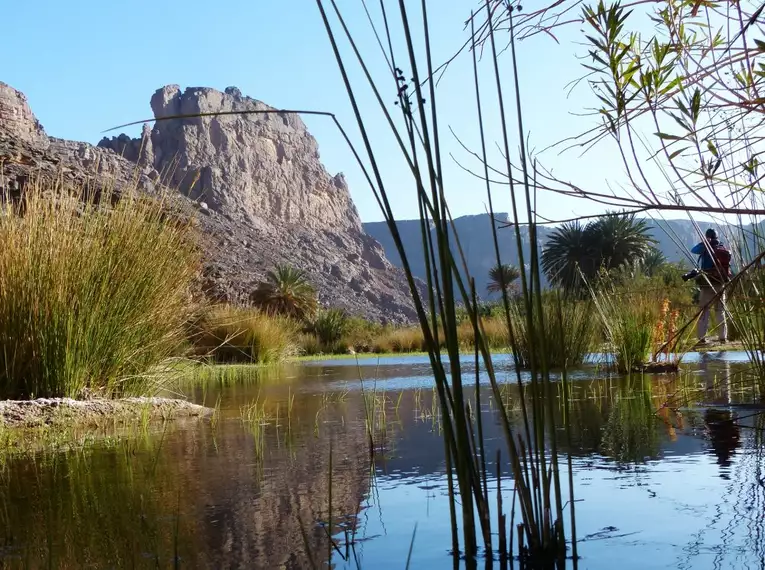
[638,246,668,277]
[250,264,318,321]
[541,213,655,292]
[487,263,521,295]
[541,221,594,292]
[588,214,655,270]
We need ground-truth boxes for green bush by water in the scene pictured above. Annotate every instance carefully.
[311,308,350,350]
[592,275,662,372]
[0,182,200,399]
[192,305,300,364]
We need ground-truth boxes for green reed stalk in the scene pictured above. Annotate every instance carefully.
[314,0,575,566]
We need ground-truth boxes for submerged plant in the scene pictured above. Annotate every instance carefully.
[0,180,200,399]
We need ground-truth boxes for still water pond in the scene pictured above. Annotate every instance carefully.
[1,352,763,569]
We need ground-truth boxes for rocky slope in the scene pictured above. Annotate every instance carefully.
[0,81,419,323]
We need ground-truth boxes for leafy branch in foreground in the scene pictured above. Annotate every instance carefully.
[448,0,765,226]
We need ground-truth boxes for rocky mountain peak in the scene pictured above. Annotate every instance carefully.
[0,80,418,322]
[0,81,48,148]
[99,85,360,234]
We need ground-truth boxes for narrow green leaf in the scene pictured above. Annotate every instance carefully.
[655,132,682,141]
[690,89,701,122]
[668,147,688,160]
[660,76,683,95]
[669,112,693,132]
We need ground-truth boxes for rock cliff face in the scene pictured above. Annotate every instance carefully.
[0,81,418,322]
[99,85,360,233]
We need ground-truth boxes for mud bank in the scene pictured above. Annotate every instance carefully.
[0,397,213,429]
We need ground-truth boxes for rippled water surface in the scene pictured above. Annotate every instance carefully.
[1,352,763,569]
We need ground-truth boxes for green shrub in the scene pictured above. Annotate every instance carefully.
[341,317,383,352]
[311,308,349,349]
[0,182,200,399]
[193,305,299,364]
[295,332,323,356]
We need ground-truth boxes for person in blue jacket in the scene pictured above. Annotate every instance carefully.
[690,228,731,344]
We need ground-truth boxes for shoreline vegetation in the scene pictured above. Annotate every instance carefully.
[0,181,744,391]
[0,178,751,444]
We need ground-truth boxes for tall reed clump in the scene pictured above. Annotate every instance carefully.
[0,181,199,399]
[314,1,577,566]
[131,1,576,563]
[591,276,657,373]
[509,295,596,369]
[192,305,299,364]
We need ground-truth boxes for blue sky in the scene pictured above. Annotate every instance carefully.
[5,0,638,223]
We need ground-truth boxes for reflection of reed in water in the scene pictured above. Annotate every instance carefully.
[0,439,200,568]
[0,388,373,569]
[602,377,661,463]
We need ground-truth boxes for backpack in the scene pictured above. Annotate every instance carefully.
[706,244,732,284]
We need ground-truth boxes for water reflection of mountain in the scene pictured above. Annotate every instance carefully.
[0,396,373,569]
[3,356,761,568]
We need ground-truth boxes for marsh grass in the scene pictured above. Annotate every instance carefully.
[507,295,596,369]
[592,277,659,373]
[192,305,300,364]
[0,180,200,399]
[240,394,272,460]
[314,1,577,565]
[370,326,425,353]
